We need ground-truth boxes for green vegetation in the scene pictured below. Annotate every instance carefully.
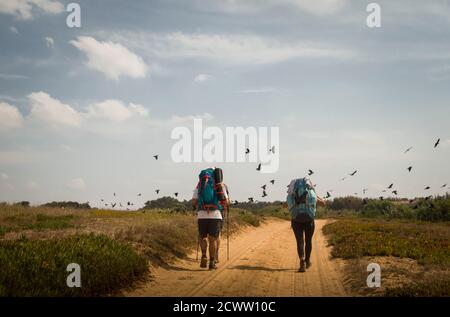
[323,218,450,296]
[0,234,147,296]
[40,201,91,209]
[319,196,450,222]
[323,218,450,266]
[141,196,191,212]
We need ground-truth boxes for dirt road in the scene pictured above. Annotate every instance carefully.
[127,219,346,297]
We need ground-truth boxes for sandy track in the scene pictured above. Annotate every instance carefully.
[127,219,346,297]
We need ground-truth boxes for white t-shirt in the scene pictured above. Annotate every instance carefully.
[192,185,229,219]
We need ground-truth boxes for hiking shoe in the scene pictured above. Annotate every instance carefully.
[298,260,306,273]
[305,259,312,269]
[200,257,207,268]
[209,260,217,270]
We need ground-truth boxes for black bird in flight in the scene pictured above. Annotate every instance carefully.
[245,148,250,154]
[325,192,331,198]
[261,184,267,190]
[105,203,108,207]
[441,184,447,188]
[349,170,357,176]
[111,203,116,208]
[388,183,394,189]
[404,146,413,154]
[424,186,430,190]
[153,155,159,160]
[434,138,440,148]
[114,192,116,196]
[127,202,131,206]
[137,193,142,196]
[101,199,104,202]
[308,169,314,176]
[248,197,254,203]
[234,200,239,205]
[119,203,123,207]
[155,189,160,194]
[407,166,413,172]
[270,179,275,185]
[262,191,267,198]
[256,163,261,171]
[174,192,179,197]
[269,146,275,154]
[392,190,398,195]
[379,196,384,200]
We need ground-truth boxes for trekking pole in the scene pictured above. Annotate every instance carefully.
[196,236,199,261]
[227,205,230,261]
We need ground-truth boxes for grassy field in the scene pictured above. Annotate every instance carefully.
[0,203,274,296]
[323,218,450,296]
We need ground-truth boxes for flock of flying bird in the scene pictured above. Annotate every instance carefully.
[96,138,447,209]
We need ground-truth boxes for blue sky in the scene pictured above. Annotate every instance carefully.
[0,0,449,207]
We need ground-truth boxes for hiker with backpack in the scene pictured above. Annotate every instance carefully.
[192,168,230,270]
[286,178,326,272]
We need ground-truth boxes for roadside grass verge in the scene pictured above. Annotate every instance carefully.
[323,218,450,266]
[323,218,450,296]
[0,234,147,296]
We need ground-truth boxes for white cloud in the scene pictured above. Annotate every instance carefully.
[9,26,18,34]
[0,0,63,20]
[70,36,148,80]
[67,177,86,190]
[110,32,355,66]
[28,91,82,127]
[194,73,212,82]
[195,0,347,16]
[167,112,214,126]
[86,100,149,122]
[0,102,24,130]
[44,36,54,48]
[1,173,8,180]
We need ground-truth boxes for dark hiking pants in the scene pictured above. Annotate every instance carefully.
[291,220,315,261]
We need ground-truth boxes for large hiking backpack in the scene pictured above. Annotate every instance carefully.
[287,178,317,223]
[197,168,221,212]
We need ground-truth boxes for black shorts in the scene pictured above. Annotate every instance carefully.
[198,219,222,239]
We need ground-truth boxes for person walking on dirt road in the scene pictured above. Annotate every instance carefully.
[286,177,326,272]
[192,168,229,270]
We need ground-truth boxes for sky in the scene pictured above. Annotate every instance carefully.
[0,0,449,208]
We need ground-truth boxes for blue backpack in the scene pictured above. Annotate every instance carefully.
[287,178,317,223]
[197,168,221,212]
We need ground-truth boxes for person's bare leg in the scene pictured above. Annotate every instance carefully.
[208,236,217,269]
[199,236,208,268]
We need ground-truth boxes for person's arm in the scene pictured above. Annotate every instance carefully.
[316,195,326,207]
